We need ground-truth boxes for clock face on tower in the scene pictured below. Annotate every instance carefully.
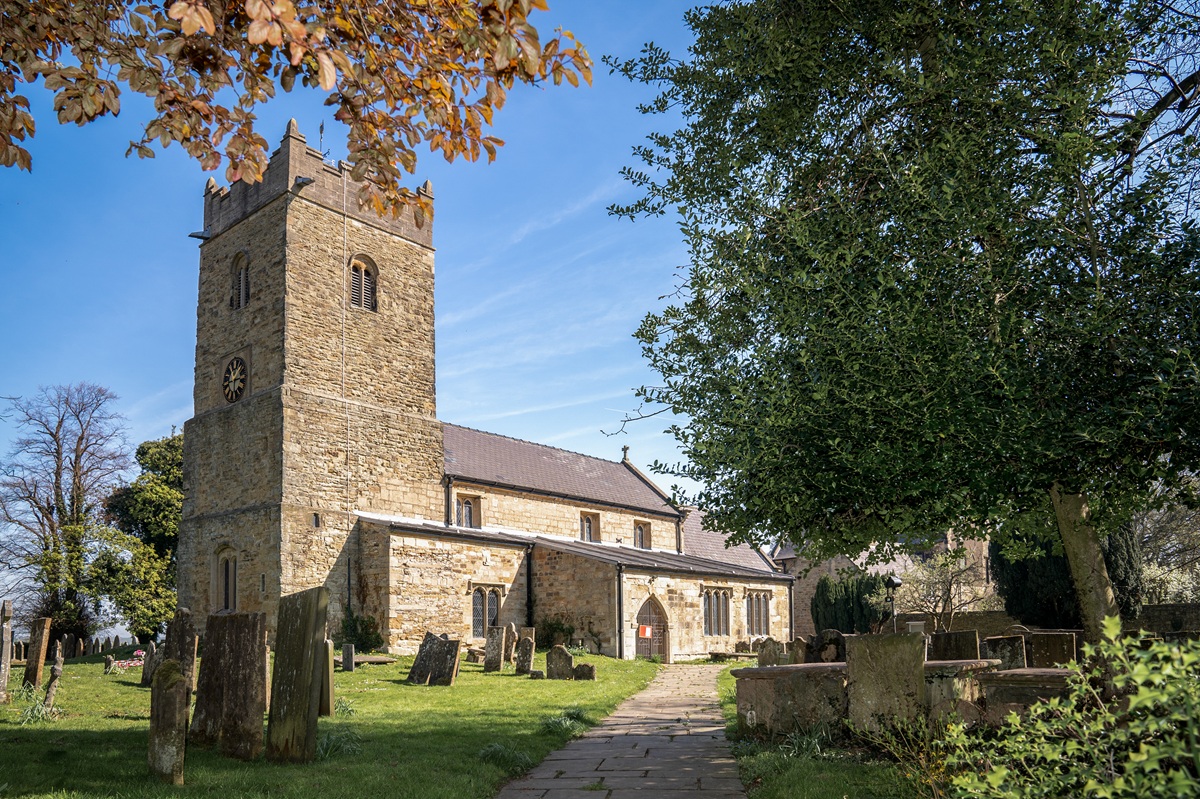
[222,357,247,403]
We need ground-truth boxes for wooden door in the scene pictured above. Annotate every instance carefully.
[635,598,668,660]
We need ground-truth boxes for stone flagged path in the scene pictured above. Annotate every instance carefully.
[495,664,745,799]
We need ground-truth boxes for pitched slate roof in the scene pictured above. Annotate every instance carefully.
[443,423,679,518]
[682,509,779,573]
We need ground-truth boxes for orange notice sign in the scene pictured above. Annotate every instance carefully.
[638,625,652,638]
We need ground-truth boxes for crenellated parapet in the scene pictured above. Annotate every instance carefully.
[201,119,433,249]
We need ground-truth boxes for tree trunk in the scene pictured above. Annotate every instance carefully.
[1049,483,1119,642]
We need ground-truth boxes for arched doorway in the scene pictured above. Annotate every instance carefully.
[635,596,670,661]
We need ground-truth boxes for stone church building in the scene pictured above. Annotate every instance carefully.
[177,123,792,660]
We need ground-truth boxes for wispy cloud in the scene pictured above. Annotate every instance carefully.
[462,390,633,424]
[508,178,626,246]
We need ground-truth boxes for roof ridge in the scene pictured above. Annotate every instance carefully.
[443,421,628,466]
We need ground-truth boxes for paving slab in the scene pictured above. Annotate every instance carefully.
[495,665,745,798]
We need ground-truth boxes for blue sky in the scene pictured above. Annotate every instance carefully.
[0,3,703,498]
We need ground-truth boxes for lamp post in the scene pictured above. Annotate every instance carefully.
[885,575,903,633]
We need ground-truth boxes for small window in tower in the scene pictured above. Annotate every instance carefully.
[350,258,377,311]
[312,512,321,528]
[215,550,238,612]
[231,255,250,310]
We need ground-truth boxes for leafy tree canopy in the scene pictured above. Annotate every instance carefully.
[0,0,591,222]
[104,432,183,565]
[612,0,1200,640]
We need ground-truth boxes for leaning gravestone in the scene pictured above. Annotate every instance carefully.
[0,599,12,703]
[757,637,785,667]
[319,639,334,717]
[515,636,535,675]
[573,663,596,681]
[846,633,926,733]
[266,586,329,764]
[428,638,462,686]
[546,645,574,680]
[42,641,64,709]
[483,626,505,673]
[148,608,198,785]
[982,635,1027,670]
[22,617,51,689]
[503,623,518,664]
[928,630,980,661]
[406,632,442,684]
[189,612,268,760]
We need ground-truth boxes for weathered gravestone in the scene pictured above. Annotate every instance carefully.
[573,663,596,681]
[846,633,927,733]
[22,617,51,689]
[429,638,462,686]
[515,636,535,675]
[407,632,440,683]
[1030,632,1076,667]
[319,639,334,717]
[104,655,115,674]
[148,608,198,785]
[0,599,12,703]
[74,638,85,659]
[342,643,355,672]
[520,627,536,647]
[788,637,807,664]
[407,633,462,686]
[757,637,784,667]
[804,629,847,663]
[266,586,329,764]
[982,635,1027,670]
[546,645,574,680]
[928,630,979,661]
[503,623,518,664]
[141,640,162,687]
[189,612,268,760]
[483,626,505,673]
[15,640,23,662]
[465,647,485,664]
[529,669,545,680]
[104,636,112,653]
[42,641,64,709]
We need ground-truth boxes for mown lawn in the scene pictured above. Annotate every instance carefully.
[0,647,658,799]
[715,666,915,799]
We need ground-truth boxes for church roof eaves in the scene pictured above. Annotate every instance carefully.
[443,423,681,519]
[371,515,789,583]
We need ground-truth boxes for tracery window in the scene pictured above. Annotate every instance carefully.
[746,591,770,637]
[471,586,502,637]
[634,523,649,549]
[456,496,481,528]
[580,513,598,542]
[702,588,731,636]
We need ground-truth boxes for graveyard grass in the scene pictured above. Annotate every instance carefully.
[716,667,915,799]
[0,647,658,798]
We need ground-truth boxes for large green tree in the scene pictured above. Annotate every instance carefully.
[96,432,183,641]
[612,0,1200,641]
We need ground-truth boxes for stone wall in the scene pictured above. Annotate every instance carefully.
[1134,603,1200,634]
[621,573,792,661]
[452,482,677,549]
[532,548,617,655]
[368,523,530,654]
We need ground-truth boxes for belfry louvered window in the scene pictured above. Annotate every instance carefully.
[350,260,376,310]
[231,257,250,309]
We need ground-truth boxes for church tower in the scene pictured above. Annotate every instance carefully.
[177,121,443,634]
